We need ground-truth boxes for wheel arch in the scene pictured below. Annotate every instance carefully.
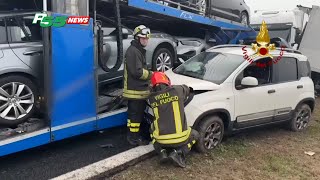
[295,98,315,112]
[193,109,232,132]
[152,42,177,64]
[0,71,38,86]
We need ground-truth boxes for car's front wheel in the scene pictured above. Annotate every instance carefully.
[152,48,174,72]
[289,104,312,132]
[195,115,224,153]
[0,75,38,127]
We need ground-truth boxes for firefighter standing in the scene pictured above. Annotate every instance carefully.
[123,25,153,146]
[148,72,199,168]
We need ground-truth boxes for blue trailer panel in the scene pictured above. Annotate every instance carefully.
[0,129,51,156]
[50,16,96,128]
[97,109,127,130]
[127,0,252,31]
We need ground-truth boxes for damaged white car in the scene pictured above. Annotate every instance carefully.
[163,45,315,153]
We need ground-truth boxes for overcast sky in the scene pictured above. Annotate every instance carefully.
[245,0,320,13]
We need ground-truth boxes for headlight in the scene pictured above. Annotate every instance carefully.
[180,40,202,47]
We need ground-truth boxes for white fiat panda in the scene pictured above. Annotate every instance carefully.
[165,45,315,153]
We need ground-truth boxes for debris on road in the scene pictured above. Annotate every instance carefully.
[100,144,114,148]
[304,151,316,156]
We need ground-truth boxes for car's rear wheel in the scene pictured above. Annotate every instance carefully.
[0,75,38,127]
[195,115,224,153]
[152,48,174,72]
[289,104,312,132]
[240,11,250,26]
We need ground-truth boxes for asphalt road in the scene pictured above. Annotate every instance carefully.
[0,126,134,180]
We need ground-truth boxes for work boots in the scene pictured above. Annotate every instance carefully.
[127,132,150,146]
[159,149,169,163]
[168,149,186,168]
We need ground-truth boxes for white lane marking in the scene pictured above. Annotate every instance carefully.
[50,144,154,180]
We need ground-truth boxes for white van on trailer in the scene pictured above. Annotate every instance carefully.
[250,5,320,95]
[250,7,308,49]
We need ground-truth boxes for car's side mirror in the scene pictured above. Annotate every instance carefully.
[239,77,258,89]
[122,28,129,39]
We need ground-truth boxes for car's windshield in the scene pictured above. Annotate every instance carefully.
[268,29,291,42]
[254,26,291,41]
[173,52,244,85]
[252,24,292,42]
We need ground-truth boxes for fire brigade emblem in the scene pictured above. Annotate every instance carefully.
[251,21,276,58]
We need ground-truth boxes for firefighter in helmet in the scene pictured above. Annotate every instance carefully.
[148,72,199,168]
[123,25,153,146]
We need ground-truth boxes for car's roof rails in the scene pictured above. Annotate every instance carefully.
[208,44,303,54]
[276,48,302,54]
[209,44,247,50]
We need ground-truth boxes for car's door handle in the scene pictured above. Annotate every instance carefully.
[297,85,303,89]
[268,89,276,94]
[23,50,42,56]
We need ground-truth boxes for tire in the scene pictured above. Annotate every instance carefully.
[288,104,312,132]
[152,48,174,72]
[193,0,207,15]
[240,11,250,26]
[0,75,39,127]
[195,115,224,153]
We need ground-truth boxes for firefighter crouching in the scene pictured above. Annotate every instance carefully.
[148,72,199,168]
[123,25,153,146]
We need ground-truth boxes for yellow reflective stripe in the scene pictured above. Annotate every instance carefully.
[130,123,140,127]
[153,127,191,140]
[123,93,149,99]
[130,128,139,132]
[124,89,150,95]
[187,143,192,149]
[127,119,131,127]
[152,139,156,144]
[192,140,196,144]
[140,69,149,80]
[123,64,149,99]
[172,101,182,133]
[153,107,160,137]
[156,131,190,144]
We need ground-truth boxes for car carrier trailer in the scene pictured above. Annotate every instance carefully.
[0,0,256,157]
